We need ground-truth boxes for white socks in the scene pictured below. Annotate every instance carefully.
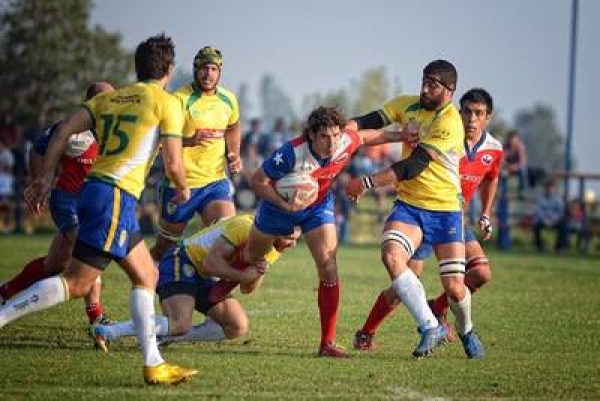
[448,288,473,336]
[130,288,163,367]
[100,315,170,341]
[391,269,438,331]
[0,276,67,328]
[168,318,226,343]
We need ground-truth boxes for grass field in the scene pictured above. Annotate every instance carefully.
[0,234,598,400]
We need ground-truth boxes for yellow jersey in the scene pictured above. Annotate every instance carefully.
[381,95,464,211]
[183,214,280,277]
[84,80,184,199]
[171,83,240,188]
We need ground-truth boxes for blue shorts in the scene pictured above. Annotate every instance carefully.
[156,245,219,314]
[76,180,141,260]
[387,200,463,245]
[49,188,78,233]
[254,192,335,235]
[412,225,476,260]
[160,179,233,224]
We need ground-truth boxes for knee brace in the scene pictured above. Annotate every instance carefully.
[466,256,489,272]
[439,258,466,277]
[381,230,415,258]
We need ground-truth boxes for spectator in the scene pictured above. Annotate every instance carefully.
[503,130,528,197]
[257,117,291,158]
[241,118,262,158]
[556,199,591,253]
[532,179,564,252]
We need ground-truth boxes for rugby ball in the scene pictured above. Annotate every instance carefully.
[274,172,319,203]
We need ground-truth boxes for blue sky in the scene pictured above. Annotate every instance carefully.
[91,0,599,193]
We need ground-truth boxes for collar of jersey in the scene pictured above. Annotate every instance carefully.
[465,131,488,161]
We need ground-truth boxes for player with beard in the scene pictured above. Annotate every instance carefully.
[352,88,502,356]
[345,60,485,359]
[151,46,242,264]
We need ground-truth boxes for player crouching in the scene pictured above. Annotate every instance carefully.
[91,214,299,349]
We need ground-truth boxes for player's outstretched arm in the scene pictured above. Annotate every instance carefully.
[202,238,264,285]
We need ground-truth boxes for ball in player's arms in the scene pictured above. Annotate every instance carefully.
[274,172,319,205]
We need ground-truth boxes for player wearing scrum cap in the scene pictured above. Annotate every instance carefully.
[151,46,242,265]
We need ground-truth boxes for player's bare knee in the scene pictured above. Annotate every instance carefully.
[63,276,95,298]
[224,315,249,339]
[316,257,338,281]
[466,258,492,287]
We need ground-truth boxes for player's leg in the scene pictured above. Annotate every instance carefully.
[304,223,349,358]
[353,252,428,351]
[119,240,197,384]
[246,200,290,263]
[0,247,102,328]
[91,247,197,348]
[197,179,236,227]
[433,239,485,359]
[150,185,198,264]
[382,201,446,358]
[0,190,77,301]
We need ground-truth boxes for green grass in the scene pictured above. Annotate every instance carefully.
[0,235,599,400]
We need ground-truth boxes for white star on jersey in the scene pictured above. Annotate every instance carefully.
[273,152,284,165]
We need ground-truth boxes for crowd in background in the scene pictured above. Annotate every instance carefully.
[0,112,596,252]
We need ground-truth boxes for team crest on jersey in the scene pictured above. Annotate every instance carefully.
[481,154,493,165]
[118,230,127,247]
[166,201,176,215]
[183,263,195,278]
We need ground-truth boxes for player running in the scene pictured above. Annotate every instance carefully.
[245,106,417,358]
[353,88,502,354]
[92,214,299,349]
[0,82,114,329]
[0,34,197,385]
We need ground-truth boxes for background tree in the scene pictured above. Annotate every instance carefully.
[351,66,397,116]
[515,104,568,172]
[0,0,133,126]
[259,73,296,130]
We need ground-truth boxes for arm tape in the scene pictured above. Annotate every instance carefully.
[390,146,432,181]
[352,111,386,130]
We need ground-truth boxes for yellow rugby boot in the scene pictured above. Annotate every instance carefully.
[143,362,198,385]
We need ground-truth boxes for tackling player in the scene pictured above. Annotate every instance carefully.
[353,88,503,351]
[92,214,299,348]
[0,34,197,385]
[150,46,241,264]
[345,60,485,359]
[0,83,113,329]
[246,106,418,358]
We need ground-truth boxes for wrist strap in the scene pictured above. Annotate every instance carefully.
[362,175,375,190]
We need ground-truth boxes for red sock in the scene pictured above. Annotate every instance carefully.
[0,256,47,300]
[432,292,449,315]
[318,280,340,348]
[86,302,104,324]
[361,291,399,335]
